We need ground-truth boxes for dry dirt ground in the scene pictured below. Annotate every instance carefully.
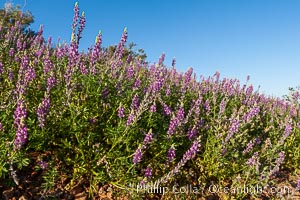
[0,155,299,200]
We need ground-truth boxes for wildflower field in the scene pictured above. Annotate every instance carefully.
[0,3,300,200]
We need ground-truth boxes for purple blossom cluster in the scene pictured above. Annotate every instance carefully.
[162,104,172,116]
[118,106,125,118]
[130,94,140,111]
[36,96,51,128]
[242,106,260,123]
[89,31,102,74]
[126,113,134,126]
[187,126,198,140]
[115,28,128,60]
[39,160,48,170]
[144,166,152,180]
[167,107,185,137]
[143,131,153,145]
[246,152,260,169]
[132,129,154,164]
[167,146,176,163]
[13,99,28,149]
[243,138,261,154]
[182,140,201,161]
[133,147,143,164]
[203,99,210,114]
[0,62,4,74]
[219,98,227,115]
[224,118,240,143]
[279,121,293,144]
[150,103,156,113]
[271,151,285,174]
[1,2,300,193]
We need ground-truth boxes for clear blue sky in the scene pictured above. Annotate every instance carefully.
[2,0,300,97]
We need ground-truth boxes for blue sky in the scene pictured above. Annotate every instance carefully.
[1,0,300,97]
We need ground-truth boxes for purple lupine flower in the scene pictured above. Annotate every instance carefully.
[292,91,299,101]
[126,66,134,79]
[77,11,86,43]
[297,178,300,189]
[9,48,14,57]
[42,56,53,75]
[277,151,285,165]
[255,138,261,145]
[133,78,141,89]
[246,152,260,167]
[158,53,165,66]
[24,67,36,83]
[150,104,156,113]
[273,151,285,174]
[153,78,163,93]
[36,96,51,128]
[224,118,240,143]
[126,54,132,64]
[163,104,172,116]
[246,75,250,82]
[133,147,143,164]
[167,119,178,136]
[144,167,152,180]
[126,113,134,126]
[39,160,48,170]
[219,99,227,115]
[0,122,2,131]
[184,67,193,84]
[131,94,140,111]
[242,106,260,123]
[89,117,97,124]
[167,107,185,136]
[47,76,56,91]
[143,130,153,145]
[167,146,176,163]
[284,123,292,138]
[214,71,220,83]
[171,57,176,68]
[165,87,171,97]
[243,140,255,154]
[0,62,4,74]
[187,126,198,140]
[79,62,88,75]
[280,122,292,143]
[14,125,28,149]
[289,105,297,117]
[102,88,109,99]
[115,28,128,59]
[8,71,14,80]
[71,2,80,41]
[177,107,185,121]
[221,147,227,155]
[20,55,29,73]
[246,85,253,96]
[204,99,210,113]
[16,38,23,51]
[118,106,125,118]
[56,45,65,58]
[182,140,201,161]
[14,100,27,128]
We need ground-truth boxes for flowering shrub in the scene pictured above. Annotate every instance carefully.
[0,2,299,199]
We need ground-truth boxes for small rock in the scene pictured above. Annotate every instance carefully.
[3,187,14,200]
[19,195,28,200]
[74,191,87,200]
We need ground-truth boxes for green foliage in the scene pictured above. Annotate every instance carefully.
[0,2,34,32]
[0,2,299,199]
